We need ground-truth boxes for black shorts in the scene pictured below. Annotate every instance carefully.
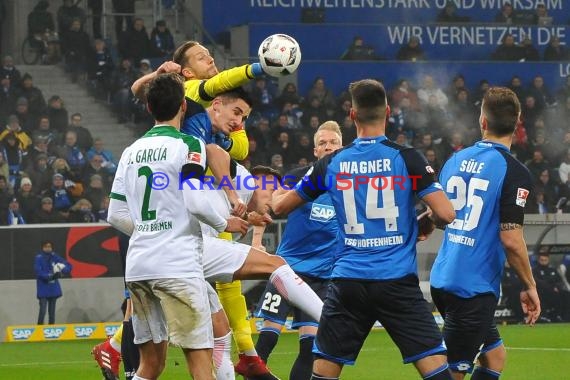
[314,275,446,365]
[254,275,329,329]
[431,287,502,374]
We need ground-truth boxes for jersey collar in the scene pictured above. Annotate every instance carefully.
[142,124,178,138]
[477,140,509,152]
[354,135,387,145]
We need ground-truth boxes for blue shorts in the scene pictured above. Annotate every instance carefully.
[314,275,446,365]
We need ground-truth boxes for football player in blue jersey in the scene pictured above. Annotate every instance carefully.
[430,87,541,380]
[273,79,456,380]
[253,121,342,380]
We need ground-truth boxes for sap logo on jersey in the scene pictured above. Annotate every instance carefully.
[43,326,66,339]
[310,203,335,222]
[12,328,35,340]
[105,325,120,336]
[74,326,96,338]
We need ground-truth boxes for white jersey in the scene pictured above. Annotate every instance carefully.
[111,125,207,281]
[201,163,254,237]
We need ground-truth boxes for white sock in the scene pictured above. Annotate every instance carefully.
[269,265,323,322]
[132,376,151,380]
[214,332,235,380]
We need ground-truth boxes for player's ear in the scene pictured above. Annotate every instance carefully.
[180,99,187,114]
[480,115,487,130]
[349,108,356,121]
[385,105,391,120]
[181,67,195,79]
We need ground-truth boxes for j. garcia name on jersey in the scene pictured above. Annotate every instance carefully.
[310,203,335,222]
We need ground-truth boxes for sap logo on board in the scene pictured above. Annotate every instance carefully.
[310,203,335,222]
[43,327,66,339]
[74,326,96,338]
[12,328,35,340]
[105,325,120,337]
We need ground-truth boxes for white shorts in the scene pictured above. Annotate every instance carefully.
[206,281,223,314]
[127,278,213,349]
[203,236,251,283]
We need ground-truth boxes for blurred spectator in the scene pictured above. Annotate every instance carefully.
[424,148,441,176]
[558,97,570,131]
[303,115,322,138]
[25,136,51,171]
[390,79,420,110]
[0,173,11,206]
[395,132,412,147]
[87,0,103,38]
[275,82,303,110]
[521,95,542,139]
[246,117,271,151]
[269,154,285,176]
[27,0,58,48]
[510,122,531,163]
[450,88,478,131]
[473,79,490,108]
[111,57,138,123]
[492,34,523,61]
[525,149,550,181]
[305,77,336,116]
[280,101,303,130]
[436,2,470,23]
[250,77,277,119]
[534,169,558,211]
[558,149,570,185]
[557,76,570,103]
[1,131,25,190]
[14,96,36,133]
[31,115,58,151]
[112,0,135,40]
[271,131,294,166]
[340,36,379,60]
[527,75,556,112]
[301,96,327,127]
[150,19,175,58]
[0,114,32,150]
[82,154,112,188]
[138,58,152,76]
[508,75,526,101]
[57,0,86,36]
[417,75,448,110]
[0,77,17,124]
[0,55,21,86]
[88,39,114,100]
[527,191,549,214]
[246,138,267,167]
[47,95,69,134]
[83,173,106,213]
[340,115,357,143]
[68,198,96,222]
[292,133,314,163]
[34,240,72,324]
[544,36,568,61]
[32,196,67,223]
[19,73,46,120]
[446,74,467,99]
[520,36,540,61]
[494,2,515,24]
[119,18,153,66]
[56,130,86,179]
[1,197,25,225]
[16,177,40,222]
[42,172,74,213]
[396,36,424,61]
[533,252,566,322]
[66,112,93,152]
[0,149,7,182]
[61,18,91,83]
[26,153,53,193]
[86,138,117,174]
[96,195,109,222]
[533,3,550,25]
[424,94,448,134]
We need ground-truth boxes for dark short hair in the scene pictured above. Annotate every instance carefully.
[217,87,253,109]
[146,73,185,121]
[482,87,521,137]
[250,165,282,183]
[349,79,387,124]
[173,41,200,68]
[41,240,53,248]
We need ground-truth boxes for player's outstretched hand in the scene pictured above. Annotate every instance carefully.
[225,216,249,236]
[247,211,273,226]
[520,287,541,326]
[417,206,435,242]
[157,61,181,75]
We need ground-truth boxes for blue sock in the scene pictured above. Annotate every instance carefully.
[472,366,501,379]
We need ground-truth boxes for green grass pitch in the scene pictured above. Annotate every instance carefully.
[1,324,569,379]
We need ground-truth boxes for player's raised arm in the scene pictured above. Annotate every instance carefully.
[131,61,182,100]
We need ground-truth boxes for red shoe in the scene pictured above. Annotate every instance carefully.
[235,354,281,380]
[91,338,121,380]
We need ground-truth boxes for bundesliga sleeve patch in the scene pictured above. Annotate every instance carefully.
[187,152,202,164]
[516,188,530,207]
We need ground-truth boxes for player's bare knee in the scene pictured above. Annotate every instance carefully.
[478,344,506,372]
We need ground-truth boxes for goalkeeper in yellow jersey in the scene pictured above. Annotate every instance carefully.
[92,41,277,380]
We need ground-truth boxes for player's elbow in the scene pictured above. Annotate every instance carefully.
[500,231,524,253]
[439,208,456,225]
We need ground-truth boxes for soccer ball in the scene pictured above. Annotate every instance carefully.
[258,34,302,77]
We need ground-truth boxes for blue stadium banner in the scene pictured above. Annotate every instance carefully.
[204,0,569,39]
[295,61,570,96]
[248,23,569,61]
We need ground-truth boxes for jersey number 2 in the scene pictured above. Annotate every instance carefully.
[341,178,400,234]
[447,176,489,231]
[138,166,157,221]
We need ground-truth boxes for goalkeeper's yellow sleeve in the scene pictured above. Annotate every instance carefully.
[216,280,255,353]
[184,64,258,107]
[228,129,249,161]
